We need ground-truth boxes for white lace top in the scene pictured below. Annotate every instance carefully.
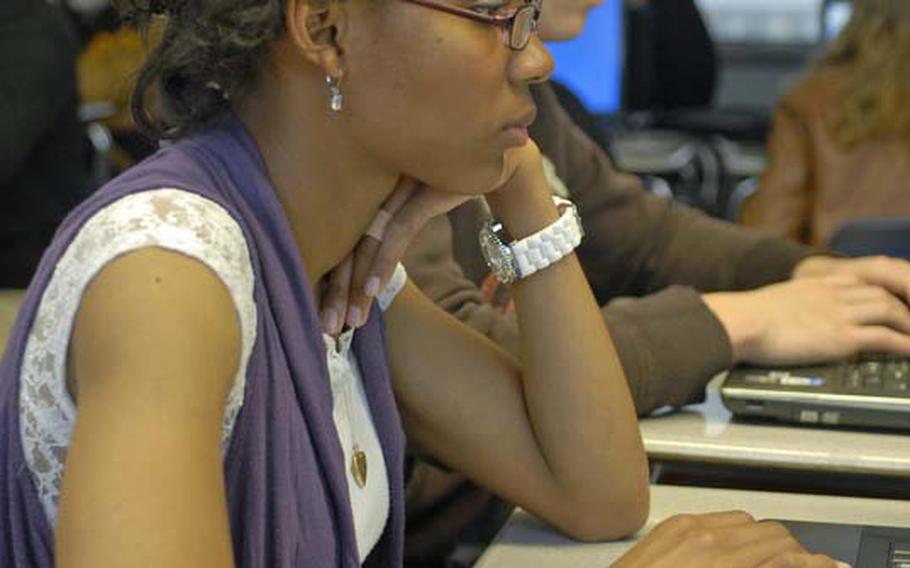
[18,189,406,564]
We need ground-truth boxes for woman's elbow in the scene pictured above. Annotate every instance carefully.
[554,480,650,542]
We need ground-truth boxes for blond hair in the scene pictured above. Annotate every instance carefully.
[817,0,910,149]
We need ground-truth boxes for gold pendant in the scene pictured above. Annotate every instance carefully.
[351,447,368,488]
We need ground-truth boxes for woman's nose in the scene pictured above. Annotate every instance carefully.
[510,34,555,85]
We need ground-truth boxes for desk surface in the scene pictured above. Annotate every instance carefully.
[476,485,910,568]
[639,375,910,477]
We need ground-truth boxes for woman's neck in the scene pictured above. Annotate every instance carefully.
[237,75,400,289]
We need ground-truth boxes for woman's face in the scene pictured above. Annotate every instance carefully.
[338,0,554,195]
[537,0,605,41]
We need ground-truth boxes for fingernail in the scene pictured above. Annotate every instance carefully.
[364,276,380,298]
[321,308,338,335]
[835,562,853,568]
[347,306,362,328]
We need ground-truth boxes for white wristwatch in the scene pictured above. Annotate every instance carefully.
[478,196,584,285]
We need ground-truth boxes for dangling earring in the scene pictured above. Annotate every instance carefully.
[326,74,343,112]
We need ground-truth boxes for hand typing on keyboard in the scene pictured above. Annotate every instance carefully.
[703,275,910,366]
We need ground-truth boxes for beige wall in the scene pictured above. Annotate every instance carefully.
[0,290,25,352]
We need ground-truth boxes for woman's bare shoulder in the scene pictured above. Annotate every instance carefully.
[69,246,241,406]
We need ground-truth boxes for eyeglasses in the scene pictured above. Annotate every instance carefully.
[399,0,542,50]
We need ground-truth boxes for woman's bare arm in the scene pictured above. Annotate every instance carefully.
[384,144,649,542]
[56,248,239,568]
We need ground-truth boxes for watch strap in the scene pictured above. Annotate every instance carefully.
[511,197,583,279]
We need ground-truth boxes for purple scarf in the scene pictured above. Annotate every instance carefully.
[0,115,406,567]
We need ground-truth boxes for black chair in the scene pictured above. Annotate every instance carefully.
[723,176,760,222]
[827,218,910,260]
[622,0,771,141]
[619,0,776,217]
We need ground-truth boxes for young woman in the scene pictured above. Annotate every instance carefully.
[1,0,646,564]
[0,0,839,567]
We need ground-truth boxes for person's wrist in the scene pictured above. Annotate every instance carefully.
[485,167,559,239]
[701,292,766,363]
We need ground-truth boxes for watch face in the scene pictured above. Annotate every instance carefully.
[479,226,517,284]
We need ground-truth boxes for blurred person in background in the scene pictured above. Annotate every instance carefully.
[742,0,910,246]
[64,0,118,43]
[1,0,89,287]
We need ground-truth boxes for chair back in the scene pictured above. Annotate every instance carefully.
[828,218,910,260]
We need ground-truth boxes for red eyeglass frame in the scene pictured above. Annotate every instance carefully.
[398,0,542,50]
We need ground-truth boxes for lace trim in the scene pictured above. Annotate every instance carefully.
[19,189,257,526]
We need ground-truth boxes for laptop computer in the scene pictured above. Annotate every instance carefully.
[774,520,910,568]
[720,355,910,430]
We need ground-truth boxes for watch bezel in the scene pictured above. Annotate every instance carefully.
[479,219,519,284]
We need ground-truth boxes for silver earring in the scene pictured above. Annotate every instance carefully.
[326,74,343,112]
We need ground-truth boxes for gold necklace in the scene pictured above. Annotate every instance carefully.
[351,446,368,489]
[337,333,368,489]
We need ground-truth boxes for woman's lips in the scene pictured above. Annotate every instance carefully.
[501,107,536,146]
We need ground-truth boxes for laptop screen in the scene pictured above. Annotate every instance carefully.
[545,0,624,114]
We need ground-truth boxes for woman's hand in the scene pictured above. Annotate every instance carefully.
[612,512,849,568]
[319,142,555,334]
[319,175,471,334]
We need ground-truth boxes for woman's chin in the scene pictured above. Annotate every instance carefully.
[424,154,511,196]
[474,152,516,195]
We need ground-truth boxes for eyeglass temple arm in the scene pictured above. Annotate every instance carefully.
[400,0,509,24]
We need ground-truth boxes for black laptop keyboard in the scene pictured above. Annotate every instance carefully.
[841,356,910,395]
[891,544,910,568]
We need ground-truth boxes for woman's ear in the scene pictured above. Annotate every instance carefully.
[285,0,346,77]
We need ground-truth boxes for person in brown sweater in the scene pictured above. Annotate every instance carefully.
[380,0,910,564]
[741,0,910,246]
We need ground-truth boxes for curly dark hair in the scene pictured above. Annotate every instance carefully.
[116,0,286,139]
